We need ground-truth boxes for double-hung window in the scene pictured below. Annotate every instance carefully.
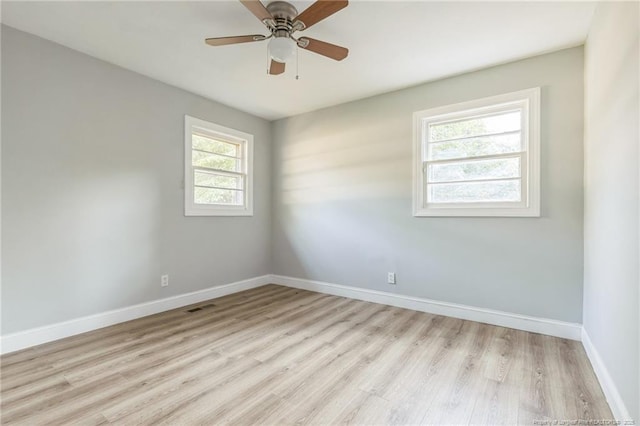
[184,115,253,216]
[413,88,540,217]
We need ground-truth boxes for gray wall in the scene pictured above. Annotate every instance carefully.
[1,26,272,334]
[272,47,585,323]
[583,2,639,421]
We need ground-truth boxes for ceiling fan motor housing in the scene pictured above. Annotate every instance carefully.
[266,1,299,38]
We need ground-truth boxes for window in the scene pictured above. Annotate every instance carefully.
[413,88,540,217]
[184,115,253,216]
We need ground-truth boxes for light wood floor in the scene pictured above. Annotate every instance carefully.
[1,285,612,425]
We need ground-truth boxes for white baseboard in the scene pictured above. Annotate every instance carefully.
[0,275,271,355]
[0,273,583,350]
[3,273,625,421]
[581,328,633,422]
[270,275,582,341]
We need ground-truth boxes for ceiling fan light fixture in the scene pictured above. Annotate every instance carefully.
[205,0,350,75]
[268,36,296,63]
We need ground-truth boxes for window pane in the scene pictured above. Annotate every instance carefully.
[192,151,240,172]
[194,187,243,205]
[428,179,521,203]
[428,157,520,183]
[192,134,239,157]
[194,171,243,190]
[428,133,521,160]
[429,110,521,142]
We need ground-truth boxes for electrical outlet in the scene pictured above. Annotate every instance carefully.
[161,275,169,287]
[387,272,396,285]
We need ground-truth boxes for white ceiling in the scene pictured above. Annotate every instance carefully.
[1,1,595,120]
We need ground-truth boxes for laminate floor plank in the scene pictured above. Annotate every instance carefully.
[275,310,423,425]
[517,332,555,424]
[1,286,298,390]
[1,284,289,371]
[434,323,494,425]
[0,285,613,425]
[105,354,260,424]
[332,389,393,425]
[468,327,521,425]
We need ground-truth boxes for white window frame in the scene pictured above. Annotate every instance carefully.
[413,88,540,217]
[184,115,254,216]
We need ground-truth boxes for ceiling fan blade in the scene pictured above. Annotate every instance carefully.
[298,37,348,61]
[294,0,348,30]
[239,0,272,23]
[269,60,285,75]
[205,35,266,46]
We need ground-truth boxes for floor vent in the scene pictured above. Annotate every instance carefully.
[186,304,215,313]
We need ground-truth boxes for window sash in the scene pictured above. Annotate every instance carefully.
[193,187,245,206]
[185,115,254,216]
[191,149,247,207]
[422,105,526,206]
[426,111,523,144]
[192,166,245,178]
[422,151,528,208]
[192,168,246,207]
[426,175,521,186]
[412,88,540,217]
[191,147,241,160]
[191,142,246,172]
[423,150,525,167]
[193,172,245,190]
[426,129,522,150]
[191,152,244,172]
[194,185,244,192]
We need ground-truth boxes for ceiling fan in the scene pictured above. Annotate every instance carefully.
[205,0,349,75]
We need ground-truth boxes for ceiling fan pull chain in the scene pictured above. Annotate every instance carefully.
[295,46,300,80]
